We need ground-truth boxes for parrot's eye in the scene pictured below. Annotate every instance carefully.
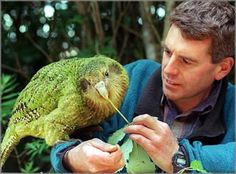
[105,71,109,77]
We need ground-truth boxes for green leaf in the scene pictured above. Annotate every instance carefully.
[0,74,19,126]
[1,99,17,107]
[2,83,18,94]
[120,138,133,168]
[20,161,40,173]
[127,142,156,173]
[190,160,207,173]
[69,15,83,24]
[25,139,50,160]
[108,126,156,173]
[1,92,19,100]
[108,127,126,145]
[0,74,17,92]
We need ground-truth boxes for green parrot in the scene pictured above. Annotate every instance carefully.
[0,55,129,167]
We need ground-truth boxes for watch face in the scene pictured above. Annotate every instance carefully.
[172,148,189,172]
[174,154,187,167]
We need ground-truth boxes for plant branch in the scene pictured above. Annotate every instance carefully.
[162,0,175,41]
[140,2,161,43]
[103,16,142,39]
[139,1,159,60]
[112,2,131,46]
[13,147,22,169]
[25,34,53,63]
[2,64,28,79]
[90,1,104,49]
[118,32,129,61]
[75,2,93,49]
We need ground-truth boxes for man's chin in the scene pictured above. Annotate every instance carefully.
[163,90,179,101]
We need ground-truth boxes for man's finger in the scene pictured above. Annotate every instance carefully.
[90,138,118,153]
[124,124,156,140]
[128,133,155,154]
[132,114,161,131]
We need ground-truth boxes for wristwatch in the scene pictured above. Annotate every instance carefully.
[172,145,189,173]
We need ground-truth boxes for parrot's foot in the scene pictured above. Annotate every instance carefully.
[45,134,70,146]
[54,140,68,144]
[44,123,70,146]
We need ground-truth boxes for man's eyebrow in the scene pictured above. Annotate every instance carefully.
[162,43,170,50]
[162,43,198,63]
[180,55,196,61]
[179,54,198,63]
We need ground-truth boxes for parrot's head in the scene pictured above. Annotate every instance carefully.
[78,55,129,118]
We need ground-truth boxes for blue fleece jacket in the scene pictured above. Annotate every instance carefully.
[50,59,235,173]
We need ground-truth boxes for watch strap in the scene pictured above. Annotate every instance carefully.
[172,145,190,173]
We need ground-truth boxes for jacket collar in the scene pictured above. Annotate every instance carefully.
[134,67,227,143]
[135,68,163,119]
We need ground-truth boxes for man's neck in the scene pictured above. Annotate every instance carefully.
[173,87,212,113]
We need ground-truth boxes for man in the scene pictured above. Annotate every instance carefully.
[51,1,235,173]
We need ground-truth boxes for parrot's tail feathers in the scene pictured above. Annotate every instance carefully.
[0,128,20,168]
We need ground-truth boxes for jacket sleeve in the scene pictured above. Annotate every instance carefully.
[180,83,235,173]
[180,140,235,172]
[50,140,81,173]
[50,59,161,172]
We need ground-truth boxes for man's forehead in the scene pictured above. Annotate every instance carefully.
[164,25,212,60]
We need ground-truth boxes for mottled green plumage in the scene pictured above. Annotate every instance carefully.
[0,55,129,167]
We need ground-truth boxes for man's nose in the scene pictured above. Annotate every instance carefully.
[163,56,178,75]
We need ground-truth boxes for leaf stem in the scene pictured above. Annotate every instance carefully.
[107,98,130,124]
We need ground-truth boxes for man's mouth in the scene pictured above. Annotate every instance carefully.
[164,77,179,86]
[166,79,176,85]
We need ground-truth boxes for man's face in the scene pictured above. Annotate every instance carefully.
[162,24,219,108]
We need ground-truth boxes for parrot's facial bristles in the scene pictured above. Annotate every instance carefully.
[81,61,129,119]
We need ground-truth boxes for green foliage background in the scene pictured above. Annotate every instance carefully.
[1,1,234,173]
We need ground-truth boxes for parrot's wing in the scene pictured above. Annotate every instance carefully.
[9,62,73,126]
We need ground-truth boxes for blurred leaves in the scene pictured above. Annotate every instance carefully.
[20,161,40,173]
[0,74,19,126]
[25,139,50,161]
[2,1,170,88]
[0,74,52,173]
[17,139,51,173]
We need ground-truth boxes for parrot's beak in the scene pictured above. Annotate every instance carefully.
[95,81,108,99]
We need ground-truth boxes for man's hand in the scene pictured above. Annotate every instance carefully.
[64,138,124,173]
[124,114,179,173]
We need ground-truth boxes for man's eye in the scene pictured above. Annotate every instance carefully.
[182,58,191,64]
[164,49,172,57]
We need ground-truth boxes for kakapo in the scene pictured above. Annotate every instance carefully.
[0,55,129,167]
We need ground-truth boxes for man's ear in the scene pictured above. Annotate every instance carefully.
[215,57,234,80]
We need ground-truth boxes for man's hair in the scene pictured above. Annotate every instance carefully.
[169,1,235,63]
